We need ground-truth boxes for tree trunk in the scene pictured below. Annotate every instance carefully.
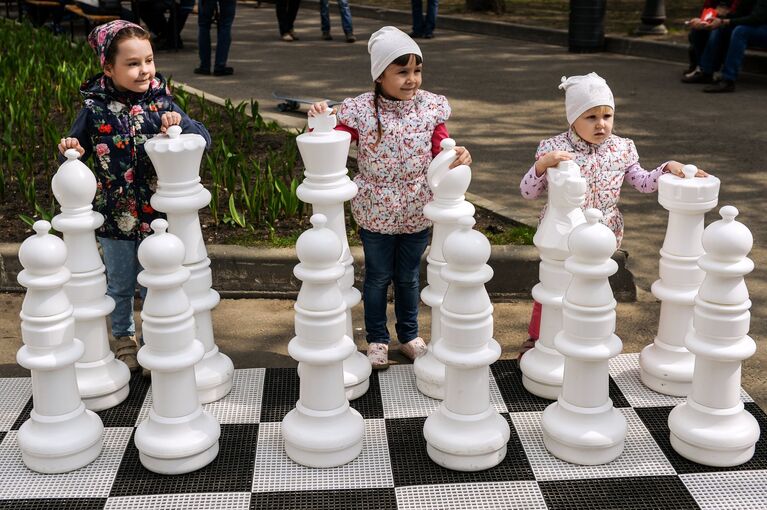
[465,0,505,15]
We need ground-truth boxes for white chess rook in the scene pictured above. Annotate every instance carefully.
[415,138,474,400]
[542,209,626,465]
[282,214,365,467]
[16,221,104,473]
[52,149,130,411]
[145,125,234,404]
[520,160,586,399]
[134,219,220,475]
[423,217,510,471]
[640,165,720,396]
[296,109,371,400]
[669,206,760,466]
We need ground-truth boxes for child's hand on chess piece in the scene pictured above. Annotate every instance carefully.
[450,146,472,169]
[160,111,182,133]
[308,101,337,117]
[58,137,85,157]
[664,161,709,177]
[534,150,575,176]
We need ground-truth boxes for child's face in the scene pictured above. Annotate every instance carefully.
[104,37,155,94]
[572,106,614,145]
[377,54,422,101]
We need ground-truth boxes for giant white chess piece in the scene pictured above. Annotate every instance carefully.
[282,214,365,467]
[52,149,130,411]
[415,138,474,400]
[134,219,220,474]
[668,206,759,466]
[542,209,626,465]
[296,110,371,400]
[520,160,586,399]
[16,221,104,473]
[423,217,510,471]
[145,125,233,404]
[640,165,720,396]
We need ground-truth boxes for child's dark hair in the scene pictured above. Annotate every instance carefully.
[372,53,423,145]
[103,26,151,68]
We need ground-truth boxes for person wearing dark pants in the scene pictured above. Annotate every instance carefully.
[319,0,355,42]
[196,0,237,76]
[276,0,301,41]
[410,0,438,38]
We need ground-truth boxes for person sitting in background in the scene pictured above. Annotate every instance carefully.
[684,1,735,77]
[683,0,767,92]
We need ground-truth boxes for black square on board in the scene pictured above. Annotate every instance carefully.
[251,488,397,510]
[0,499,107,510]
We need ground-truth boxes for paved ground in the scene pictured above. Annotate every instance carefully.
[1,3,765,406]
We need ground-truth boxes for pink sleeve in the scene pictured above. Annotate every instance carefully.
[431,123,450,157]
[520,164,547,199]
[334,123,358,143]
[625,161,668,193]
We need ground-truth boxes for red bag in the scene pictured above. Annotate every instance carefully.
[700,7,718,22]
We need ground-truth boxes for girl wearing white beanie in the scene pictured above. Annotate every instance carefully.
[309,26,471,369]
[517,72,706,358]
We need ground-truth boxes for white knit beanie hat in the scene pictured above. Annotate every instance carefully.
[368,26,422,81]
[558,72,615,125]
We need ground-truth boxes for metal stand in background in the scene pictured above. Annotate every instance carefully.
[635,0,668,35]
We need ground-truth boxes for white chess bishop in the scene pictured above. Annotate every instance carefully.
[296,109,371,400]
[134,219,220,474]
[520,160,586,400]
[52,149,130,411]
[542,209,626,465]
[415,138,474,400]
[16,221,104,473]
[282,214,365,468]
[668,206,760,466]
[423,217,509,471]
[640,164,720,396]
[145,125,234,404]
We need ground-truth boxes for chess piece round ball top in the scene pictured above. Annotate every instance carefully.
[681,165,698,179]
[702,206,753,262]
[137,219,186,272]
[18,221,67,273]
[166,125,182,138]
[52,149,97,208]
[295,214,342,266]
[568,209,617,260]
[443,216,490,268]
[440,138,456,152]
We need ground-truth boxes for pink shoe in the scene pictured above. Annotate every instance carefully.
[400,337,428,361]
[367,342,389,369]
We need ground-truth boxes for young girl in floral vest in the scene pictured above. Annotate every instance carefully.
[517,72,706,358]
[58,20,211,372]
[309,26,472,369]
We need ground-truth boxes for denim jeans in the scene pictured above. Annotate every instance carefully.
[319,0,353,35]
[99,237,146,339]
[359,228,430,345]
[411,0,439,36]
[198,0,237,71]
[705,24,767,81]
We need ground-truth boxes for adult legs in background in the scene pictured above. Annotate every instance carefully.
[212,0,236,74]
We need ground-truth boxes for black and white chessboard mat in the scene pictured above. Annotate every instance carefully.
[1,353,765,509]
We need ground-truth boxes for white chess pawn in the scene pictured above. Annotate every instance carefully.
[296,109,371,400]
[134,219,220,475]
[669,206,759,466]
[16,221,104,473]
[423,217,509,471]
[145,125,234,404]
[282,214,365,467]
[520,160,586,399]
[415,138,474,400]
[640,164,720,396]
[52,149,130,411]
[542,209,626,465]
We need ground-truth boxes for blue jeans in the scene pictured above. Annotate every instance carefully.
[359,228,430,345]
[411,0,438,36]
[319,0,353,34]
[701,25,767,81]
[198,0,237,72]
[99,237,146,339]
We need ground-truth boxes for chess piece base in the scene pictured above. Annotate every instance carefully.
[76,358,131,411]
[414,344,445,400]
[139,443,220,475]
[283,405,364,468]
[668,401,759,467]
[542,399,626,465]
[639,343,694,396]
[82,384,130,413]
[520,344,564,400]
[195,348,234,404]
[343,350,371,400]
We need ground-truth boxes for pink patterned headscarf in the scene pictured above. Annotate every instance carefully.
[87,20,146,68]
